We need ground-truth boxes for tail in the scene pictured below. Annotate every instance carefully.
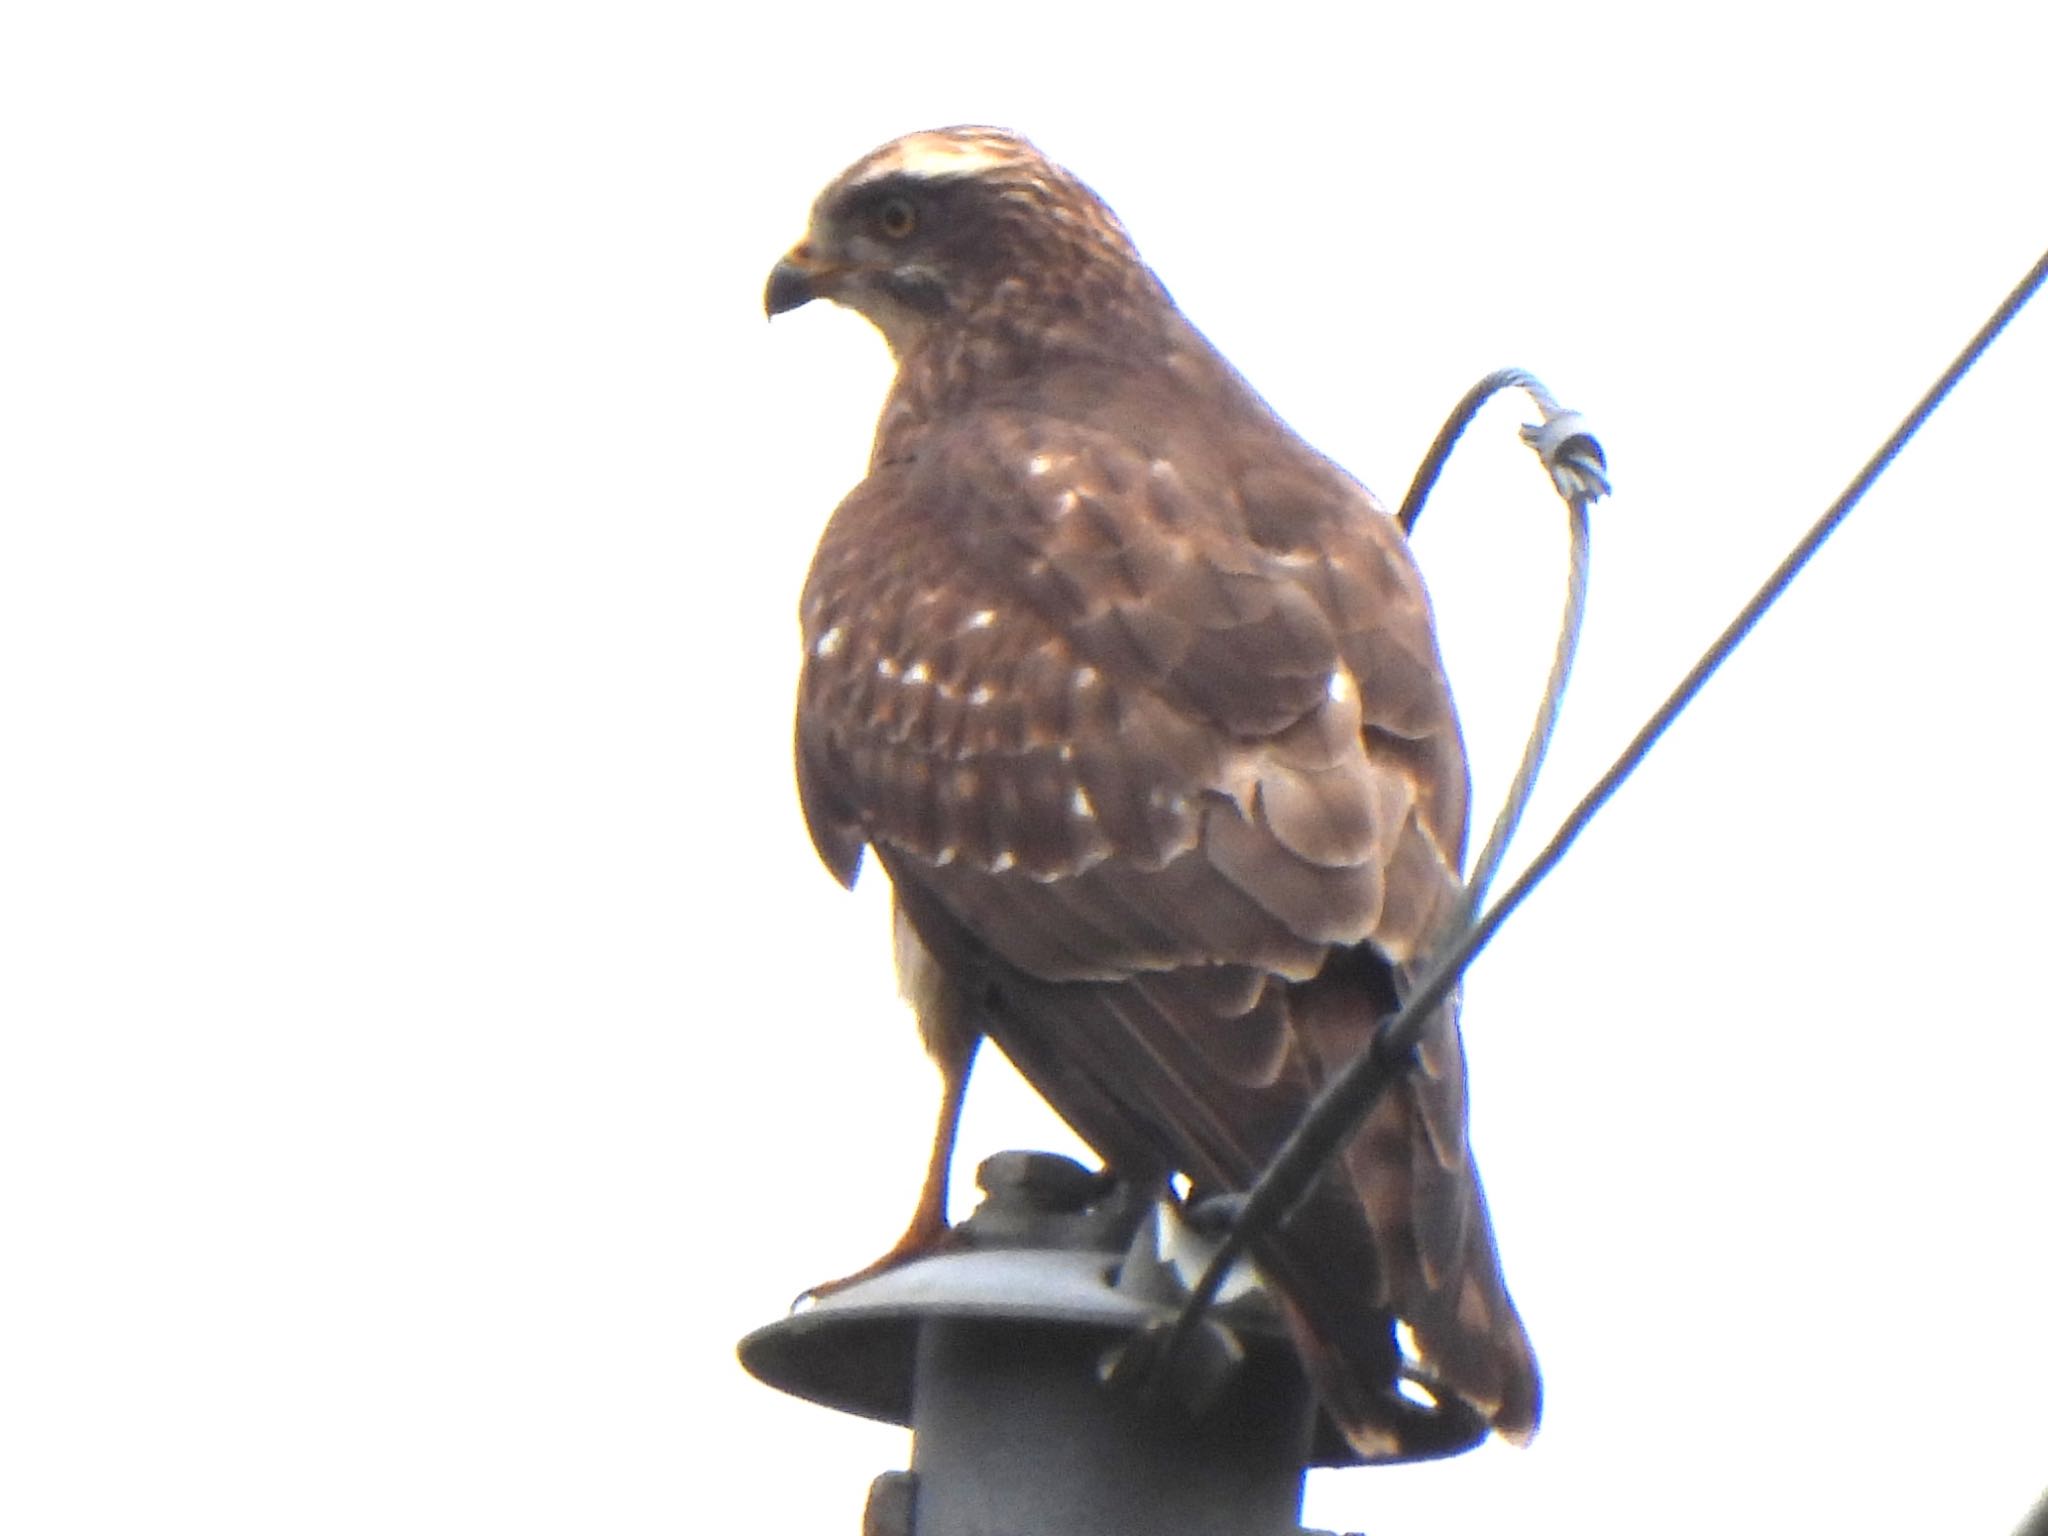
[1260,1153,1539,1461]
[1277,958,1541,1460]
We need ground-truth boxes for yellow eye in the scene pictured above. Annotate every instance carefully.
[876,197,918,240]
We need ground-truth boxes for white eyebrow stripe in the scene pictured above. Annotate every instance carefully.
[848,132,1022,186]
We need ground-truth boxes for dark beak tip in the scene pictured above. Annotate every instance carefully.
[764,259,816,319]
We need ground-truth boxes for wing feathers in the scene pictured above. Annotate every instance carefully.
[797,393,1535,1456]
[1205,797,1384,948]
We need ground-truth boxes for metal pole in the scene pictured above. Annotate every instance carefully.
[739,1151,1348,1535]
[904,1312,1315,1536]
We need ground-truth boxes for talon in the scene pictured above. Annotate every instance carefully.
[800,1220,964,1301]
[1099,1315,1246,1418]
[1183,1190,1250,1236]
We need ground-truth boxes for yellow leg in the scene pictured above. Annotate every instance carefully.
[805,1030,980,1297]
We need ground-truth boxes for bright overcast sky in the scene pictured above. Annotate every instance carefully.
[5,4,2045,1533]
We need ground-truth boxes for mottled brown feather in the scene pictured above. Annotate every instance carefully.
[779,125,1537,1457]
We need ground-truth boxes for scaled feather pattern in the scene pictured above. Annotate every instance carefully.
[767,126,1538,1460]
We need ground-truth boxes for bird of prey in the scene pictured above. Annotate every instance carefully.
[765,126,1538,1460]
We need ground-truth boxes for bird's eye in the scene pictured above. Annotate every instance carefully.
[876,197,918,240]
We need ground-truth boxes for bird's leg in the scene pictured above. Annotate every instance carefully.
[802,1029,981,1299]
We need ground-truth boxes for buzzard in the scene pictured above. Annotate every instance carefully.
[766,126,1538,1459]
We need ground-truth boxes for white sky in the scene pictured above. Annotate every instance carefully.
[4,3,2045,1533]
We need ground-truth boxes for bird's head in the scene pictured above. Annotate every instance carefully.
[765,126,1162,360]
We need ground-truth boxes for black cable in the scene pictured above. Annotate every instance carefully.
[1398,367,1556,534]
[1164,241,2048,1379]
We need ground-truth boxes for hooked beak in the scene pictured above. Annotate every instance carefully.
[764,242,845,318]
